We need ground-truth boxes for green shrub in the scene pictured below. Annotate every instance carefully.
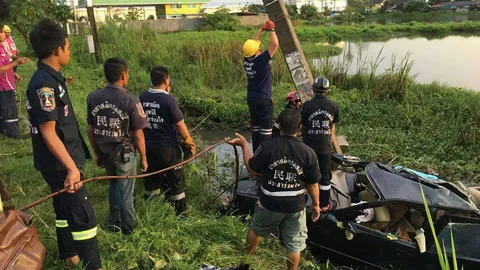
[200,8,240,31]
[300,4,319,20]
[286,4,299,19]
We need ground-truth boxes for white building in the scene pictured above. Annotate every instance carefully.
[285,0,347,12]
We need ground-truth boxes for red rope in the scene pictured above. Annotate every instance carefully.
[18,139,228,211]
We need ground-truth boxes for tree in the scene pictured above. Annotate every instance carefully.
[347,0,367,13]
[6,0,71,46]
[55,3,74,29]
[247,4,264,14]
[285,4,299,19]
[200,8,240,31]
[125,7,143,20]
[300,4,319,20]
[400,0,429,12]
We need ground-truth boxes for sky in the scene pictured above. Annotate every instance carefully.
[203,0,263,7]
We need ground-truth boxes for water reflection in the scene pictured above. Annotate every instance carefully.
[313,36,480,91]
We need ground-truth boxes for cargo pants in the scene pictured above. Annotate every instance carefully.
[0,90,19,138]
[42,170,101,270]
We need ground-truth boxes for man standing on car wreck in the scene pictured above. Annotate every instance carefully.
[229,108,321,270]
[301,76,339,213]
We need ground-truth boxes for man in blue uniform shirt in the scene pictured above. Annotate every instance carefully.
[242,20,279,152]
[26,19,101,270]
[139,66,196,216]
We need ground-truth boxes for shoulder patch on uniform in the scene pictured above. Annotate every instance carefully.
[37,87,56,112]
[136,102,146,118]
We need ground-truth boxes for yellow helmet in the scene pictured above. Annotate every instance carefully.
[3,25,11,33]
[243,39,261,58]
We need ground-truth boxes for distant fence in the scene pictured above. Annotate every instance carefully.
[125,15,269,32]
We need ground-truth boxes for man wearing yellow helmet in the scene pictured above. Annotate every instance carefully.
[243,20,279,152]
[2,25,19,63]
[0,24,25,138]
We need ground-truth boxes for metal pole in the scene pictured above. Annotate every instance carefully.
[262,0,314,102]
[87,0,102,63]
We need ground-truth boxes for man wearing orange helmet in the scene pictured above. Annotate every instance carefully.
[242,20,279,152]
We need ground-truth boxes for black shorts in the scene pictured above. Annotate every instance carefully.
[144,145,185,201]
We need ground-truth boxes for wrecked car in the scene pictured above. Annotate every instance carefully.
[229,155,480,269]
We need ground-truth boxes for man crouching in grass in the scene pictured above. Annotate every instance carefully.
[228,108,321,270]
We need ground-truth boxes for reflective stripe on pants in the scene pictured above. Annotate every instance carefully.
[56,219,69,228]
[72,227,98,241]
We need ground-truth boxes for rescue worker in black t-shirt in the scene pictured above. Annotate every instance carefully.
[139,66,196,216]
[229,108,320,270]
[26,19,101,270]
[87,58,149,234]
[242,20,279,152]
[301,76,340,213]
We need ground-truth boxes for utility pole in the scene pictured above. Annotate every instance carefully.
[86,0,102,63]
[262,0,347,153]
[262,0,314,102]
[72,0,76,21]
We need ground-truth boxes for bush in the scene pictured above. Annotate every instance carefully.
[147,14,155,20]
[200,8,240,31]
[300,4,319,20]
[125,7,143,20]
[286,4,299,19]
[399,0,430,13]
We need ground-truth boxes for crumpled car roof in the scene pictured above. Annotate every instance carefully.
[366,163,477,211]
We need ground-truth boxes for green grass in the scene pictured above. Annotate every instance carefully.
[364,11,480,25]
[2,22,480,269]
[295,21,480,42]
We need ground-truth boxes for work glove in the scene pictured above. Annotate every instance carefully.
[180,135,197,160]
[261,20,275,32]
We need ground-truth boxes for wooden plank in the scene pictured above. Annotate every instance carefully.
[87,6,102,63]
[337,135,349,154]
[262,0,315,102]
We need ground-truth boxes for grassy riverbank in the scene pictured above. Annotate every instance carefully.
[301,11,480,26]
[296,21,480,42]
[1,23,479,269]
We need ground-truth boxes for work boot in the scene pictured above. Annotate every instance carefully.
[65,255,80,268]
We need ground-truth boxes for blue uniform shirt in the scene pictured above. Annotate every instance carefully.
[139,88,184,148]
[27,61,91,172]
[244,50,272,100]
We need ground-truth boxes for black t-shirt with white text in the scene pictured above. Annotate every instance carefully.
[87,84,148,158]
[248,136,320,213]
[139,89,184,148]
[301,95,340,154]
[244,50,272,100]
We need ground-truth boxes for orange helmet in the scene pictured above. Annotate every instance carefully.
[286,91,301,103]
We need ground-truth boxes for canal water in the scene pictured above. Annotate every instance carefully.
[313,35,480,91]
